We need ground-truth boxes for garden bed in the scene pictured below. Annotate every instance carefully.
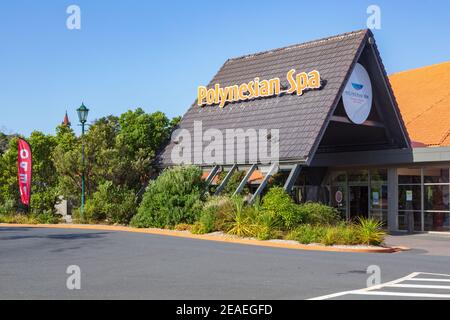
[0,223,403,253]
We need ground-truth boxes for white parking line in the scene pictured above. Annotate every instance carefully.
[408,278,450,282]
[309,272,450,300]
[349,291,450,299]
[387,284,450,290]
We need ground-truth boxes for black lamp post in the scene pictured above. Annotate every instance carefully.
[76,103,89,221]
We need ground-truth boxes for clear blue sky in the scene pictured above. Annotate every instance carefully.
[1,0,450,136]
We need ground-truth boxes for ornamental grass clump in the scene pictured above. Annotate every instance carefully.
[224,196,258,238]
[191,209,216,235]
[286,219,385,246]
[356,217,386,246]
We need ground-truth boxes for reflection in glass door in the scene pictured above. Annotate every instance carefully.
[349,186,369,220]
[329,169,388,225]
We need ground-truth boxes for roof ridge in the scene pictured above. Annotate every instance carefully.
[390,60,450,77]
[227,29,369,63]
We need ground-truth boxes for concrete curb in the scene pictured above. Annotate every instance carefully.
[0,223,408,254]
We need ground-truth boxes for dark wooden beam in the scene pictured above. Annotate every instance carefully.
[249,163,279,204]
[330,115,384,128]
[283,164,302,194]
[205,165,220,187]
[233,164,257,196]
[215,164,238,196]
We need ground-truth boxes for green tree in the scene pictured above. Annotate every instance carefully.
[52,108,178,222]
[0,132,12,155]
[0,132,59,214]
[115,109,174,189]
[81,181,137,225]
[54,124,77,153]
[53,115,119,203]
[28,131,59,214]
[0,137,20,209]
[52,124,80,203]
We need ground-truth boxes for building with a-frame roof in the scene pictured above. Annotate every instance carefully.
[157,29,450,233]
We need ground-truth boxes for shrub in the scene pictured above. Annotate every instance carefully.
[299,202,341,226]
[0,210,59,225]
[0,213,39,225]
[254,210,282,240]
[321,227,339,246]
[0,199,15,215]
[286,221,384,246]
[318,224,359,246]
[30,188,60,216]
[337,223,360,245]
[174,223,192,231]
[131,166,205,228]
[356,218,386,246]
[192,210,216,235]
[261,187,305,230]
[202,196,234,227]
[286,225,326,244]
[83,181,137,224]
[35,210,61,224]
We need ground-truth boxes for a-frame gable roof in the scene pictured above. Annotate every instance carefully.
[158,29,410,167]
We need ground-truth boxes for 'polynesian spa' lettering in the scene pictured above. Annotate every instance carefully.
[198,69,321,108]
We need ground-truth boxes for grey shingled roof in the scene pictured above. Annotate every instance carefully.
[157,29,371,167]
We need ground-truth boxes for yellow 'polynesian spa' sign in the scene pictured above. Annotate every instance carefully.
[197,69,321,108]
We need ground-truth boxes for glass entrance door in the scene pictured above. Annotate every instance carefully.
[349,186,369,220]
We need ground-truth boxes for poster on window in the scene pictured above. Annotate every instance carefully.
[406,190,413,202]
[372,192,380,206]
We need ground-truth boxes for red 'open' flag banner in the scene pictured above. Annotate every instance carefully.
[17,139,32,206]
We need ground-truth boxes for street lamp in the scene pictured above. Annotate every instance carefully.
[76,103,89,222]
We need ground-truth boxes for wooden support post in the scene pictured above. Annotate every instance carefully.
[233,164,257,196]
[215,164,238,196]
[249,163,279,204]
[205,165,220,187]
[283,164,302,195]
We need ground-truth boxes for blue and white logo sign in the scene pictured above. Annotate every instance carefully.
[342,63,373,124]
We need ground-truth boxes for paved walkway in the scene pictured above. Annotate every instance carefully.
[385,232,450,256]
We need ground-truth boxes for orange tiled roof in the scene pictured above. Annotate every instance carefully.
[248,170,264,183]
[202,170,264,185]
[389,61,450,147]
[201,171,220,185]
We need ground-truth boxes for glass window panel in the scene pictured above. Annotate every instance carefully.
[397,212,422,232]
[348,170,368,183]
[414,212,422,232]
[398,214,406,231]
[331,186,347,209]
[398,185,421,211]
[424,212,450,232]
[370,185,388,210]
[331,172,346,184]
[370,169,387,184]
[424,185,450,211]
[424,167,449,184]
[398,168,421,184]
[370,210,387,226]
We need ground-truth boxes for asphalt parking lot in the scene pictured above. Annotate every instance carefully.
[1,226,450,300]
